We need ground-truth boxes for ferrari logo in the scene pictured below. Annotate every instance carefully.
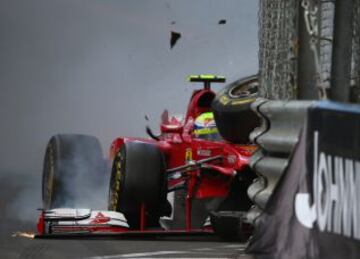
[185,148,192,162]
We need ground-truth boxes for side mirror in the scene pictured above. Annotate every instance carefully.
[145,115,160,141]
[146,126,160,141]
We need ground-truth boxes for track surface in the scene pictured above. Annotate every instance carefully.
[0,174,253,259]
[1,235,251,259]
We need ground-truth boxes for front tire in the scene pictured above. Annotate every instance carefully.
[42,134,106,210]
[108,142,169,228]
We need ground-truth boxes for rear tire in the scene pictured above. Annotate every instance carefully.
[212,75,260,143]
[42,134,106,210]
[108,142,169,229]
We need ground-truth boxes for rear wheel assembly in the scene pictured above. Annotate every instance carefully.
[210,198,246,241]
[212,74,260,143]
[108,142,169,229]
[210,170,255,241]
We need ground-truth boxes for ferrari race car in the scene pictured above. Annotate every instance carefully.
[38,74,260,240]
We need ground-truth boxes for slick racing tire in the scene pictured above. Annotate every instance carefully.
[42,134,105,210]
[108,142,168,228]
[212,74,260,143]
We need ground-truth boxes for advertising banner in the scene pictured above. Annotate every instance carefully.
[247,102,360,259]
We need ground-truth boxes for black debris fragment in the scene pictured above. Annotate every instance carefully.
[218,19,226,25]
[170,31,181,49]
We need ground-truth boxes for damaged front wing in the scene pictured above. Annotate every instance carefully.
[36,208,214,238]
[37,208,129,236]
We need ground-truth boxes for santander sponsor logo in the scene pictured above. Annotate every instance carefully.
[90,212,111,225]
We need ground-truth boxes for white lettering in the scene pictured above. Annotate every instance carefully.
[317,152,329,231]
[295,131,360,241]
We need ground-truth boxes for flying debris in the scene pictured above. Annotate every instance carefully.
[218,19,226,25]
[170,31,181,49]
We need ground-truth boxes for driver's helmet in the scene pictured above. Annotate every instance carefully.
[193,112,221,141]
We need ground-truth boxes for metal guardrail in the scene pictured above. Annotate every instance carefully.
[246,99,314,225]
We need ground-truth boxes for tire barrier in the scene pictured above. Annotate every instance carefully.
[246,101,360,259]
[246,99,314,225]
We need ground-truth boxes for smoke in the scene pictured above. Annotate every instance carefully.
[58,158,110,210]
[51,134,111,210]
[1,135,111,229]
[1,167,110,234]
[0,173,41,233]
[59,170,109,210]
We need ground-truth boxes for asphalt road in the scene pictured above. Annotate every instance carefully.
[1,235,251,259]
[0,173,253,259]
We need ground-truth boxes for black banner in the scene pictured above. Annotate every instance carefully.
[247,101,360,259]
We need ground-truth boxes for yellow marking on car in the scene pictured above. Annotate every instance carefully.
[116,161,121,170]
[230,98,256,106]
[185,148,192,162]
[193,127,219,135]
[187,74,225,82]
[219,95,230,105]
[111,152,123,210]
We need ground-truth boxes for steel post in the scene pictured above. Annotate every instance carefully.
[330,0,355,102]
[297,0,318,100]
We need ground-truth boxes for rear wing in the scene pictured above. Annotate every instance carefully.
[188,74,226,89]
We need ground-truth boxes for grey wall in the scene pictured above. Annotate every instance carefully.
[0,0,258,221]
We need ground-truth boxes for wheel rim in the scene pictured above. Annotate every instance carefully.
[108,151,123,211]
[229,79,258,98]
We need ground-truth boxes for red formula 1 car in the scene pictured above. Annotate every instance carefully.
[39,75,259,240]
